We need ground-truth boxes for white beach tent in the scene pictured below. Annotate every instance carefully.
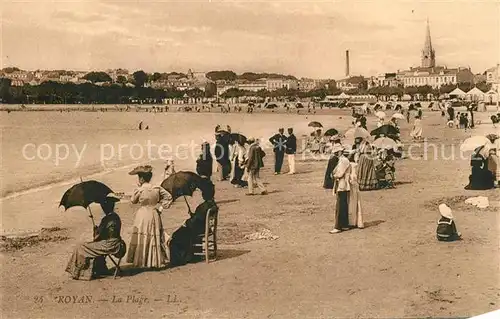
[466,87,485,101]
[402,94,412,101]
[485,89,499,103]
[338,92,350,99]
[448,87,466,97]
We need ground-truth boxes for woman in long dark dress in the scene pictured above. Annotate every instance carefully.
[323,153,339,189]
[66,194,125,280]
[196,142,213,179]
[169,187,217,266]
[465,145,495,190]
[215,128,231,181]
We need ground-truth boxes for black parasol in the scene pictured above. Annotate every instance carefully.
[308,121,323,128]
[324,128,339,137]
[59,180,114,227]
[161,171,214,213]
[229,133,248,145]
[371,125,400,138]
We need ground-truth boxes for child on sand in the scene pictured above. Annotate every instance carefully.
[436,204,461,242]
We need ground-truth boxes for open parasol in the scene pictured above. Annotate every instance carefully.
[460,136,490,152]
[308,121,323,128]
[343,127,370,142]
[229,133,248,145]
[59,180,114,227]
[161,171,214,213]
[370,125,399,138]
[324,128,339,137]
[392,113,405,120]
[372,137,398,150]
[375,111,386,119]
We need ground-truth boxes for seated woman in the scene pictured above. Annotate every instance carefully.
[436,204,461,242]
[465,144,495,190]
[65,193,125,280]
[169,187,218,266]
[357,140,379,191]
[375,149,396,189]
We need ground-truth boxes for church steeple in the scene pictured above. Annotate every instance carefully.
[421,18,436,68]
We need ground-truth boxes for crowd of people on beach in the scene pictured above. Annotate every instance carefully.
[65,101,498,280]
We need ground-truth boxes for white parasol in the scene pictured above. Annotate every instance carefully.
[460,136,490,152]
[375,111,386,119]
[343,127,370,142]
[392,113,405,120]
[372,137,398,150]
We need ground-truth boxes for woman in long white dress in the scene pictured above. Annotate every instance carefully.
[410,115,423,141]
[127,165,173,269]
[348,159,364,228]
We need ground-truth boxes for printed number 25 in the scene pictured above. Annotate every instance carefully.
[34,296,44,303]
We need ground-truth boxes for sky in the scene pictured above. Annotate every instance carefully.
[1,0,499,79]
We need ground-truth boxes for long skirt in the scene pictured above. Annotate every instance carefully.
[488,154,499,181]
[334,191,350,230]
[411,127,423,139]
[216,160,231,181]
[127,206,168,268]
[169,225,204,266]
[358,155,378,191]
[65,238,121,280]
[231,158,248,187]
[348,183,364,228]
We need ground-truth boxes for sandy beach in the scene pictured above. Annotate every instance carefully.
[0,107,499,318]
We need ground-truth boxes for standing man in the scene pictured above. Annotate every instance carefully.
[245,138,267,195]
[269,128,287,175]
[330,145,351,234]
[285,127,297,174]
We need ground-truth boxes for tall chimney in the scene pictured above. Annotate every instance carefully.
[345,50,350,77]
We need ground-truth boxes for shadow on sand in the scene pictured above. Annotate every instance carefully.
[265,189,283,195]
[105,249,251,278]
[217,199,240,205]
[363,220,386,228]
[394,181,413,186]
[294,170,314,175]
[214,248,251,261]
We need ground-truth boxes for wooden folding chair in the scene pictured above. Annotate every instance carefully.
[193,207,218,263]
[106,240,126,279]
[106,255,122,279]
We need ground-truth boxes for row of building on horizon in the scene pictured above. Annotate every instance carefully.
[1,21,499,96]
[337,21,499,93]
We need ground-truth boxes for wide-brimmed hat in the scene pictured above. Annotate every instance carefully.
[128,165,153,175]
[104,193,121,202]
[439,203,453,219]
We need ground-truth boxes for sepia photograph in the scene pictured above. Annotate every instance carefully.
[0,0,499,318]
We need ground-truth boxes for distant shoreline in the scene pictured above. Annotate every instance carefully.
[0,103,325,113]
